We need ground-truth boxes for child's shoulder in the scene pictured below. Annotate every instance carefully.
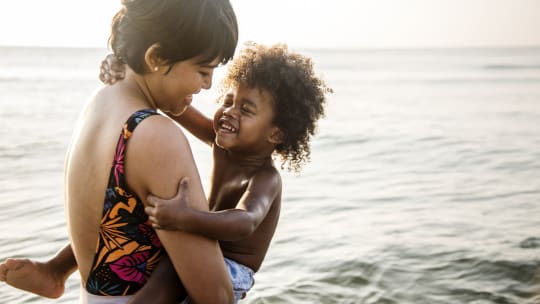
[255,162,280,176]
[249,163,282,191]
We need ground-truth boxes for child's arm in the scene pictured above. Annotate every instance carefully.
[168,105,215,146]
[146,168,281,241]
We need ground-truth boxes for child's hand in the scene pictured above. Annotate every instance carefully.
[145,178,192,230]
[99,54,125,85]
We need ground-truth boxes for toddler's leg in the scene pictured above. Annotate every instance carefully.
[128,253,186,304]
[0,243,77,298]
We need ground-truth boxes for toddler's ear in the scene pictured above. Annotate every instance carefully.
[268,127,283,145]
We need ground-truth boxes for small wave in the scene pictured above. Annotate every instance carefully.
[362,77,540,85]
[519,237,540,249]
[451,190,539,203]
[483,64,540,70]
[315,135,370,148]
[0,75,95,82]
[0,77,23,83]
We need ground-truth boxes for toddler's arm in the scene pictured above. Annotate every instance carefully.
[146,169,281,241]
[169,105,215,146]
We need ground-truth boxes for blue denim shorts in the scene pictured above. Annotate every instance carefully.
[224,257,255,303]
[181,258,255,304]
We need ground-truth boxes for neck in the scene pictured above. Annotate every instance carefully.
[222,148,274,170]
[122,68,158,110]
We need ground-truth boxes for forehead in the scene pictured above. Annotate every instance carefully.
[227,85,274,105]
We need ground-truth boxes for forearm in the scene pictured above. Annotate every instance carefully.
[183,209,255,241]
[169,106,215,145]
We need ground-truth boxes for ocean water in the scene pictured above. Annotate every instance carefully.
[0,46,539,304]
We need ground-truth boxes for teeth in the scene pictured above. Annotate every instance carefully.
[220,120,236,132]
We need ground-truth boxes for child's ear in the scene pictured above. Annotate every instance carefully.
[268,127,283,145]
[144,43,165,72]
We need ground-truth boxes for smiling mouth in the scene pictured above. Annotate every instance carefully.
[219,119,237,133]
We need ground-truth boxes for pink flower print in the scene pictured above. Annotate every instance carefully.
[109,251,150,284]
[139,223,162,248]
[113,137,126,186]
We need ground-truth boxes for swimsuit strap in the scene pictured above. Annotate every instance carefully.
[105,108,159,202]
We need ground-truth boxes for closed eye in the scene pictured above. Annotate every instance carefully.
[241,105,255,114]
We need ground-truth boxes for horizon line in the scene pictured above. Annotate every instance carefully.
[1,43,539,52]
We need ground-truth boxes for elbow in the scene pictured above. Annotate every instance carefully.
[235,219,257,240]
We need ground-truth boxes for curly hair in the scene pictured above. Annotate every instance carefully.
[221,42,332,172]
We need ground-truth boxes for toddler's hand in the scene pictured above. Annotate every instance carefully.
[99,54,125,85]
[146,178,191,230]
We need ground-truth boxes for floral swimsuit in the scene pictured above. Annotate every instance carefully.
[85,109,163,296]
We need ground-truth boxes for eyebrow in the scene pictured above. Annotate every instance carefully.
[200,63,219,69]
[241,97,257,108]
[224,93,257,108]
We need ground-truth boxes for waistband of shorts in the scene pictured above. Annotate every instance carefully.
[224,257,255,275]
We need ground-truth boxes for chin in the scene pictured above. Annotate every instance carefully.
[215,137,232,150]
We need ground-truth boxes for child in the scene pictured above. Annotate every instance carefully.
[0,42,331,303]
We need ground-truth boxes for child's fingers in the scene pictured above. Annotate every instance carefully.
[180,177,189,190]
[145,206,155,216]
[173,177,190,200]
[105,53,117,65]
[111,70,125,79]
[147,214,162,230]
[146,194,158,207]
[99,66,107,83]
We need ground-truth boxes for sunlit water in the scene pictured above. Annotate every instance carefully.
[0,46,539,304]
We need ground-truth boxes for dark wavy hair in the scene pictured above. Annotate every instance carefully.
[222,42,332,172]
[109,0,238,73]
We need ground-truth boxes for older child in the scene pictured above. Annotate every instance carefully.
[1,42,331,303]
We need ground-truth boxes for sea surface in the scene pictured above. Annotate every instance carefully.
[0,46,539,304]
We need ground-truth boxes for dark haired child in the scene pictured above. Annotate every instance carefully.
[0,42,331,303]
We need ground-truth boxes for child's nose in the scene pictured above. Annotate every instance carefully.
[223,105,239,117]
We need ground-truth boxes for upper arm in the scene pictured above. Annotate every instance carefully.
[236,168,282,231]
[125,116,232,303]
[169,106,215,146]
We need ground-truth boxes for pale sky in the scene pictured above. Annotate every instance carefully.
[1,0,539,49]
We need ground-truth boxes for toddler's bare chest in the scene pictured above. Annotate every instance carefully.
[208,177,249,211]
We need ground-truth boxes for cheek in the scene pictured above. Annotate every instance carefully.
[181,72,202,89]
[161,78,190,99]
[163,69,198,95]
